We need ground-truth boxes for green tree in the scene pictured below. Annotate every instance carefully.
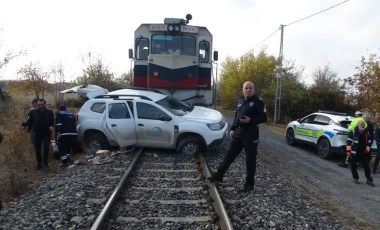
[309,65,349,112]
[218,50,277,109]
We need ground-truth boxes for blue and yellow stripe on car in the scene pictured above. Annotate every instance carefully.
[294,126,335,139]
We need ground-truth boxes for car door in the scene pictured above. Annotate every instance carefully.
[105,102,137,147]
[134,101,176,148]
[294,114,318,143]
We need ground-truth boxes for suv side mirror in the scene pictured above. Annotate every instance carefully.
[160,114,172,121]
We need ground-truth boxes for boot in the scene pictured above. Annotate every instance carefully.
[238,183,254,193]
[367,177,375,187]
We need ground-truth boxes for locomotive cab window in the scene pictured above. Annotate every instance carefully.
[135,38,149,60]
[199,41,210,63]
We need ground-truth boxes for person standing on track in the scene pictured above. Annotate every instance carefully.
[208,81,267,193]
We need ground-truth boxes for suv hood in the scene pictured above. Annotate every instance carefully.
[183,106,223,122]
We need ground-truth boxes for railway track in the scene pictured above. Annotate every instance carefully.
[91,148,233,230]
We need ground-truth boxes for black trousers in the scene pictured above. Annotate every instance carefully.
[34,132,51,166]
[58,135,77,161]
[350,151,372,180]
[217,136,258,185]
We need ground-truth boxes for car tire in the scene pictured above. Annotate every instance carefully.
[285,128,296,146]
[177,137,199,155]
[87,133,109,155]
[318,138,332,159]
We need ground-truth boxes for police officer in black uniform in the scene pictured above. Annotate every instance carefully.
[208,81,267,193]
[55,105,78,167]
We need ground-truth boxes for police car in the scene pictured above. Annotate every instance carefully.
[285,111,354,159]
[77,88,228,155]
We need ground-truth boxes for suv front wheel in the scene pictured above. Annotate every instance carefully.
[87,133,109,155]
[177,137,199,155]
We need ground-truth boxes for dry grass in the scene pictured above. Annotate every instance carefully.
[0,96,61,204]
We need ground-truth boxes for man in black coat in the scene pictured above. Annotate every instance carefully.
[22,99,54,170]
[208,81,267,193]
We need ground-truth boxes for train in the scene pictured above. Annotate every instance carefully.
[128,14,218,107]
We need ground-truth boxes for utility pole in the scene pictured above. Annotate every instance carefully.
[274,25,284,125]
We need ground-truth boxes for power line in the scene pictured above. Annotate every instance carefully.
[285,0,350,27]
[252,0,350,50]
[253,27,280,50]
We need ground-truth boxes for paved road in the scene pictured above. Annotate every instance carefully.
[223,113,380,228]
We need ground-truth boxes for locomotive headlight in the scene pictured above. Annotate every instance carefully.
[174,25,180,32]
[168,25,174,32]
[153,71,159,77]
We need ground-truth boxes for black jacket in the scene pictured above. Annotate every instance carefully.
[231,95,267,139]
[22,108,54,135]
[346,127,372,154]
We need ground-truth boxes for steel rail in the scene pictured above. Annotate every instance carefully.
[91,148,143,230]
[199,153,234,230]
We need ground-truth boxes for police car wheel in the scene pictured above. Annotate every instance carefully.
[318,139,332,159]
[285,128,296,146]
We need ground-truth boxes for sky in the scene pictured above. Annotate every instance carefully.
[0,0,379,85]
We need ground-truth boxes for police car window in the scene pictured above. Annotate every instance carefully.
[91,102,106,114]
[301,115,317,123]
[108,103,130,119]
[136,102,167,120]
[315,115,331,125]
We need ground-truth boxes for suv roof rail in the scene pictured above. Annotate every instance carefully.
[94,94,153,101]
[317,110,347,116]
[116,87,166,95]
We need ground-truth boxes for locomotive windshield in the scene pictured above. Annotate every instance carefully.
[151,34,196,56]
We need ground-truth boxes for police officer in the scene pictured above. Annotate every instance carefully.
[208,81,267,193]
[55,105,78,167]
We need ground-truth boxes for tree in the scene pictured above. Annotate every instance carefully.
[0,38,24,101]
[16,63,51,99]
[345,53,380,114]
[218,50,277,109]
[75,52,118,91]
[309,65,349,112]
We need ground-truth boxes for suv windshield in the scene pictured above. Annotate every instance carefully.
[156,96,193,116]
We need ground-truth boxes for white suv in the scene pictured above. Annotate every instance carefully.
[285,111,353,159]
[77,88,228,155]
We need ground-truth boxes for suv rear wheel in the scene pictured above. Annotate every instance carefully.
[318,138,332,159]
[177,137,199,155]
[87,133,109,155]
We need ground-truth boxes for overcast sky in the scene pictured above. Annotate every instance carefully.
[0,0,379,85]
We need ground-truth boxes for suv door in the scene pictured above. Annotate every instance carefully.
[106,102,137,147]
[294,114,318,143]
[134,101,175,147]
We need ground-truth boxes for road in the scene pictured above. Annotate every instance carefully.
[223,114,380,229]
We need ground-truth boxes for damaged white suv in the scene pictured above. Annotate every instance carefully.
[77,88,228,155]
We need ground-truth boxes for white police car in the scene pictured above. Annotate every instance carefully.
[77,88,228,155]
[285,111,354,159]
